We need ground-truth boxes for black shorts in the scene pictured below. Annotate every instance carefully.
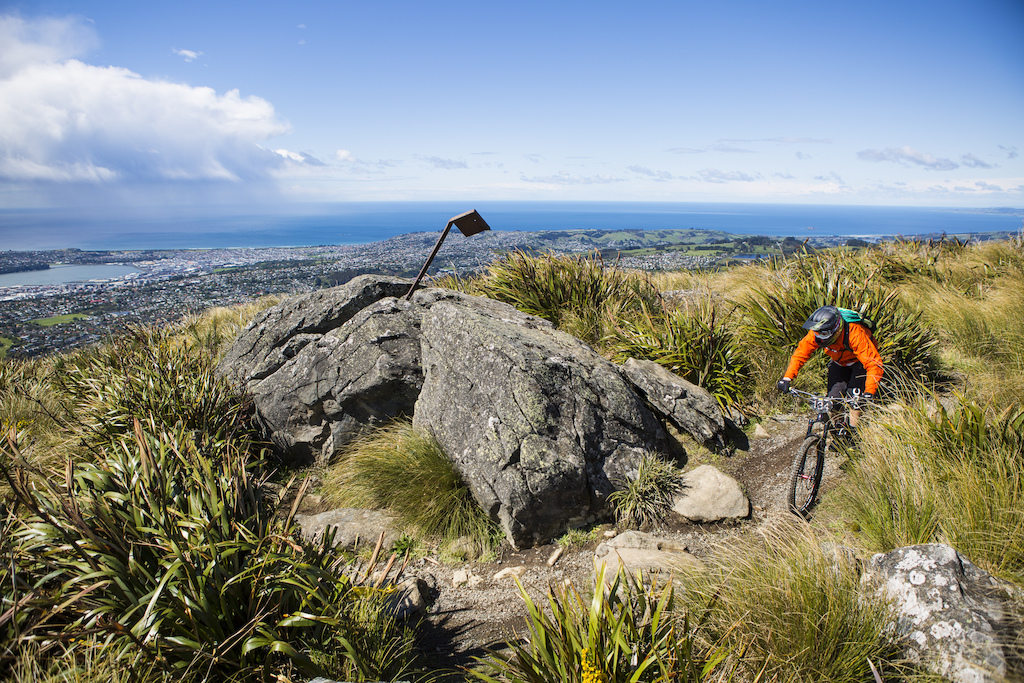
[827,361,867,399]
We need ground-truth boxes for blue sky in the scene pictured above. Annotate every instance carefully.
[1,0,1022,210]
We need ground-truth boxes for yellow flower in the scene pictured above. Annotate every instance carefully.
[580,647,607,683]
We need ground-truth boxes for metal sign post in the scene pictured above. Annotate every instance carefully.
[405,209,491,300]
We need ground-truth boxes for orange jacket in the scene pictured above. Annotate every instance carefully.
[784,322,884,394]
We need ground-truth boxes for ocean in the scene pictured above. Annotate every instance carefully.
[1,202,1021,252]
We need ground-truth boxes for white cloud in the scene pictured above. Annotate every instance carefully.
[519,171,624,185]
[627,165,673,181]
[720,137,832,145]
[0,13,290,201]
[274,149,325,166]
[173,48,201,62]
[857,146,959,171]
[0,14,99,78]
[696,168,759,183]
[959,153,995,169]
[420,156,467,170]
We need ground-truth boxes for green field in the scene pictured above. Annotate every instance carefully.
[30,313,89,327]
[0,336,12,359]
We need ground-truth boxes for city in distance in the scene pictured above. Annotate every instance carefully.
[1,201,1021,360]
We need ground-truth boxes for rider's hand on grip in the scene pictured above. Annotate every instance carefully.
[777,378,791,394]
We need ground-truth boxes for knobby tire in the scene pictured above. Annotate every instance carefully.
[788,435,825,516]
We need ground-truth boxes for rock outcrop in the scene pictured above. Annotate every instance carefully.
[218,276,417,465]
[863,544,1023,683]
[219,277,711,548]
[620,357,727,450]
[412,289,671,548]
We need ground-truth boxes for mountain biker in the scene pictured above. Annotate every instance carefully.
[776,305,883,431]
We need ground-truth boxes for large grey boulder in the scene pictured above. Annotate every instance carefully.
[863,544,1023,683]
[216,276,420,465]
[218,274,412,391]
[620,357,726,450]
[217,277,699,547]
[244,297,425,465]
[412,289,673,549]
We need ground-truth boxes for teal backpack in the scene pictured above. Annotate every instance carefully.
[836,307,877,350]
[837,307,876,333]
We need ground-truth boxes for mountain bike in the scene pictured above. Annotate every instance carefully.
[783,387,865,516]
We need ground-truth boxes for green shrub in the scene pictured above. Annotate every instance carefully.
[607,451,684,529]
[325,420,500,555]
[471,566,728,682]
[0,422,420,681]
[606,300,748,409]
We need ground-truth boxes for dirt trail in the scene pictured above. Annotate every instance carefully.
[409,414,827,678]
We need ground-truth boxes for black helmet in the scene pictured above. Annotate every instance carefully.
[803,306,842,345]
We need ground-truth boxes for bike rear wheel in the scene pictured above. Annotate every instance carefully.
[788,435,825,516]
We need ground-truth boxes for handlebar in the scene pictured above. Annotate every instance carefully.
[785,387,871,411]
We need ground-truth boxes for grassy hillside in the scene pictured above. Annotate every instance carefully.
[2,234,1022,681]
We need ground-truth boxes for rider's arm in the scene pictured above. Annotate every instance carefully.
[848,324,883,395]
[783,331,820,381]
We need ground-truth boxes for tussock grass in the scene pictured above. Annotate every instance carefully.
[680,522,913,682]
[172,295,282,358]
[0,357,65,468]
[5,640,173,683]
[839,397,1024,584]
[324,420,500,556]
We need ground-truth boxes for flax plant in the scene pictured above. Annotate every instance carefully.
[52,327,257,454]
[471,565,728,683]
[1,421,421,681]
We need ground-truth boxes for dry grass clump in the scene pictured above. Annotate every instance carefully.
[839,397,1024,584]
[323,420,500,557]
[679,522,917,682]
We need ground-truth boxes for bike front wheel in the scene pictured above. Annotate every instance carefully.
[788,435,825,516]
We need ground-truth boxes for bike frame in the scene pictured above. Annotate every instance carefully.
[789,387,860,446]
[784,387,863,516]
